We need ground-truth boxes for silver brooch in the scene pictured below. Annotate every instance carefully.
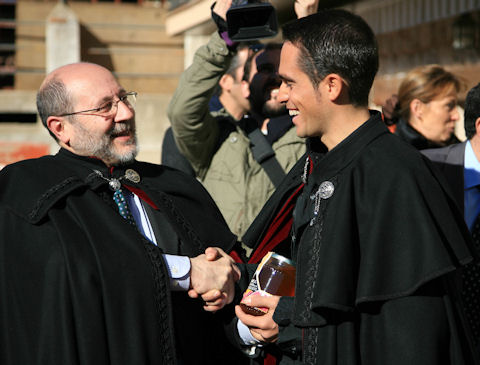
[93,169,141,191]
[309,180,335,226]
[125,169,141,183]
[318,181,334,199]
[109,179,121,191]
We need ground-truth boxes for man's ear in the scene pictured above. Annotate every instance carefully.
[241,80,250,99]
[47,116,70,145]
[219,74,234,92]
[323,74,345,102]
[475,117,480,136]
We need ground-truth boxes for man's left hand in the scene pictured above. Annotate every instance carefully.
[235,295,280,343]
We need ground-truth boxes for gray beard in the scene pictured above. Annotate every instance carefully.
[70,120,138,166]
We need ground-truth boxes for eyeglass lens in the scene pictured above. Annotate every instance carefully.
[102,93,136,115]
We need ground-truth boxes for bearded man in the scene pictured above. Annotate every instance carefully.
[0,62,245,365]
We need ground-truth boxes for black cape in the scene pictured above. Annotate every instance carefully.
[0,148,243,365]
[394,118,460,150]
[244,113,479,364]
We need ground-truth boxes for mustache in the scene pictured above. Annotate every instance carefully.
[108,121,135,137]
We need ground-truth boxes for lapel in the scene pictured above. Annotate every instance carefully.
[441,142,466,214]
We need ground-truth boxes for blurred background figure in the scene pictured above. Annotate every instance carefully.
[383,64,464,150]
[422,82,480,352]
[167,0,312,240]
[161,41,252,177]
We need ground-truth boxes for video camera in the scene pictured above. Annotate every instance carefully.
[226,0,278,41]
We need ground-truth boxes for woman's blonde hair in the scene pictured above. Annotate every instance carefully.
[395,64,461,122]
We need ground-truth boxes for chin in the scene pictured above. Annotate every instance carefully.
[109,144,138,166]
[295,128,306,138]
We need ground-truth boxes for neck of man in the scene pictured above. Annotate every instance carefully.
[320,105,371,151]
[219,93,246,121]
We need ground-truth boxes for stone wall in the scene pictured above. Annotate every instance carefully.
[0,0,184,167]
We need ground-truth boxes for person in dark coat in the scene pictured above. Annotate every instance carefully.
[387,64,463,150]
[0,62,244,365]
[422,82,480,352]
[234,9,480,365]
[161,126,196,176]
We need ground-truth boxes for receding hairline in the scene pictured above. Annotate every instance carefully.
[40,62,112,90]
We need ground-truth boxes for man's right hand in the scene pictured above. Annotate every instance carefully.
[294,0,319,18]
[212,0,232,22]
[189,247,240,311]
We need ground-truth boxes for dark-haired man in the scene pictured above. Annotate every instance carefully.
[423,82,480,352]
[235,9,479,364]
[167,0,308,239]
[0,62,243,365]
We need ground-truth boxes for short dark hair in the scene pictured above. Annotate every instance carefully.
[242,43,280,83]
[224,42,251,80]
[464,83,480,140]
[36,78,74,141]
[215,42,253,97]
[282,9,378,107]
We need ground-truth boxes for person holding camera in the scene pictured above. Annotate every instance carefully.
[167,0,315,240]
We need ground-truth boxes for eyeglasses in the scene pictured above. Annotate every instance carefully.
[59,91,137,117]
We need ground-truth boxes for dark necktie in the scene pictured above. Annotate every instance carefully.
[462,212,480,344]
[113,187,137,227]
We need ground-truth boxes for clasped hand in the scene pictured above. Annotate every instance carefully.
[189,247,241,312]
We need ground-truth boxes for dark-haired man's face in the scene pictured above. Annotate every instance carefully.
[248,49,287,119]
[278,42,326,138]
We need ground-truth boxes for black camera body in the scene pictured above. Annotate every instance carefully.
[226,0,278,41]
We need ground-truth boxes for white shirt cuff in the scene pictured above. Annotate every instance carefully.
[163,254,191,291]
[237,319,262,346]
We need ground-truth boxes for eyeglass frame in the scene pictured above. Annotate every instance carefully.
[58,91,138,117]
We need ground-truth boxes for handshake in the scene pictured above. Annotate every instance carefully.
[188,247,281,344]
[188,247,241,312]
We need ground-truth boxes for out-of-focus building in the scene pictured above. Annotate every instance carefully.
[166,0,480,103]
[0,0,184,168]
[1,0,480,168]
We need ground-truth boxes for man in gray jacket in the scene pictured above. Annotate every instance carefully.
[167,0,312,239]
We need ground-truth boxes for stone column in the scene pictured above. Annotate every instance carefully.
[183,32,210,69]
[46,0,80,73]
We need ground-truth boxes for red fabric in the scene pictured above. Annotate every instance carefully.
[248,155,313,264]
[387,124,397,133]
[264,353,276,365]
[248,184,304,264]
[124,185,158,210]
[229,250,244,263]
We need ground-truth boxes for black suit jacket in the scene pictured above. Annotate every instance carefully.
[422,141,466,214]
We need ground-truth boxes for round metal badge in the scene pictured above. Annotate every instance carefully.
[318,181,334,199]
[125,169,141,183]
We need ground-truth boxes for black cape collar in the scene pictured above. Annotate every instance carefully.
[307,111,387,180]
[56,148,137,180]
[395,118,460,150]
[0,148,139,224]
